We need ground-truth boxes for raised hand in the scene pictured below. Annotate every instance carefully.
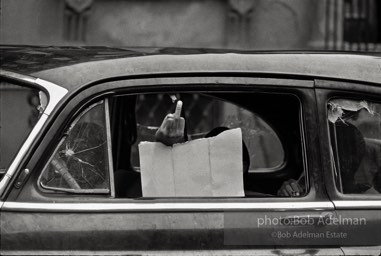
[155,100,185,146]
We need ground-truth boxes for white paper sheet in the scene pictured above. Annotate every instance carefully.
[138,128,244,197]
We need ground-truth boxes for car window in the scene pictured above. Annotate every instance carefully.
[111,92,304,198]
[39,101,111,193]
[0,81,46,177]
[39,91,305,198]
[328,99,381,195]
[132,93,284,172]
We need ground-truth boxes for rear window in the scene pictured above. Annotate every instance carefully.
[328,99,381,195]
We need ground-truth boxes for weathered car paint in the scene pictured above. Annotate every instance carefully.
[2,211,342,251]
[1,46,380,90]
[8,79,318,203]
[33,54,381,91]
[1,47,380,254]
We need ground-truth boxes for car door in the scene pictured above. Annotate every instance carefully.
[316,79,381,255]
[1,75,338,255]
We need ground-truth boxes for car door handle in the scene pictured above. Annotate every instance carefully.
[280,212,335,226]
[14,169,30,189]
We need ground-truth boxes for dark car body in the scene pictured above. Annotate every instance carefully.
[0,46,381,255]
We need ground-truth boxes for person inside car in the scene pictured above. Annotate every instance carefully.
[155,100,304,197]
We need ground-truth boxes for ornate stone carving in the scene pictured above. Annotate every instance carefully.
[65,0,93,13]
[226,0,257,48]
[64,0,93,42]
[228,0,255,15]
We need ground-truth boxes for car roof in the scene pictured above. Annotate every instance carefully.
[1,45,380,90]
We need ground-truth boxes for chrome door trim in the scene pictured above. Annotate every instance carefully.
[0,114,48,195]
[2,201,334,212]
[333,200,381,209]
[0,248,346,256]
[35,78,68,115]
[341,246,381,256]
[106,76,314,89]
[0,71,68,197]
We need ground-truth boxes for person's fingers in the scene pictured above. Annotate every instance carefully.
[278,181,289,196]
[288,179,302,196]
[277,179,303,197]
[281,188,290,197]
[155,104,185,146]
[177,117,185,133]
[166,113,174,119]
[171,118,184,138]
[285,184,294,196]
[174,100,183,118]
[290,182,300,192]
[164,120,177,137]
[159,115,171,131]
[161,118,184,137]
[291,182,301,196]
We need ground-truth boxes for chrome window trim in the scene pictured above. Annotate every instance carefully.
[0,72,68,197]
[106,77,314,89]
[333,200,381,209]
[2,201,334,212]
[105,98,115,198]
[299,96,309,192]
[39,186,110,194]
[35,78,68,115]
[37,101,111,194]
[0,70,36,84]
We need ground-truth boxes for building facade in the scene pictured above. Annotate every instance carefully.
[1,0,380,51]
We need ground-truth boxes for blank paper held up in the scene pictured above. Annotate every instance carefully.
[138,128,244,197]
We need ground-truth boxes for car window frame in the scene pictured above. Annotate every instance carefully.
[316,79,381,209]
[37,99,115,196]
[0,70,68,200]
[132,91,287,174]
[328,97,381,194]
[6,76,322,206]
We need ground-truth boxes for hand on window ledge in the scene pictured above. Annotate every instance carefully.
[277,179,304,197]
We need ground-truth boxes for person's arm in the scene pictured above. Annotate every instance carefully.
[155,100,185,146]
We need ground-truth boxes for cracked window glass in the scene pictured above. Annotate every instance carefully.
[328,99,381,195]
[40,101,110,193]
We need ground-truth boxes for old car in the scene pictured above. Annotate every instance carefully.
[0,46,380,255]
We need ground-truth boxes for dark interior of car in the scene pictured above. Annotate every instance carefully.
[110,91,305,198]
